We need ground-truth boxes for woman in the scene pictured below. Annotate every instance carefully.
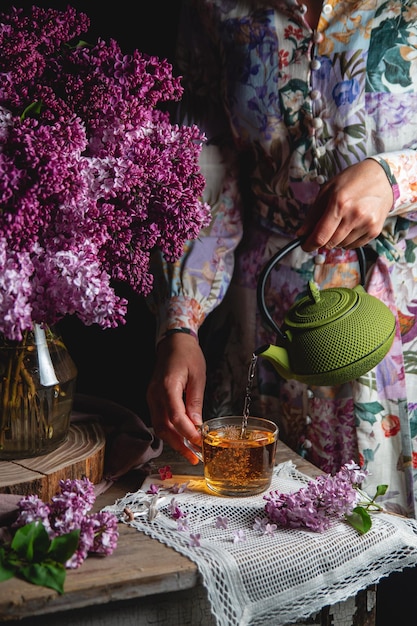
[147,0,417,520]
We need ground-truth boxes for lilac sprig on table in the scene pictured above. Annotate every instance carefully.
[0,477,118,593]
[264,461,388,534]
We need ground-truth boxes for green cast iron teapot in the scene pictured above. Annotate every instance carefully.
[255,238,396,386]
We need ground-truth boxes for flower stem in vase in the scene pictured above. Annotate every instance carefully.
[0,324,77,459]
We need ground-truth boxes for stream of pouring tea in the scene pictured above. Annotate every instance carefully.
[240,352,258,438]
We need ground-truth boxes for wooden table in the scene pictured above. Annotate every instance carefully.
[0,440,376,626]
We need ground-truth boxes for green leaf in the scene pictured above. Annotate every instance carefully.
[1,522,79,594]
[11,522,50,561]
[20,100,42,121]
[48,529,80,564]
[375,484,388,497]
[18,561,66,594]
[0,548,16,582]
[345,506,372,535]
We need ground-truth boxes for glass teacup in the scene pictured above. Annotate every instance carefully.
[184,416,279,497]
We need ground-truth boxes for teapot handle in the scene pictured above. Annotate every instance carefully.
[256,237,366,341]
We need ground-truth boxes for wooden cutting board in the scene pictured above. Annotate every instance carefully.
[0,421,105,501]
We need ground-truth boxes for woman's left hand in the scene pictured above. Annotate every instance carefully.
[297,159,394,252]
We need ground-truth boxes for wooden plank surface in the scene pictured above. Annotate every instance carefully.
[0,422,105,501]
[0,440,324,622]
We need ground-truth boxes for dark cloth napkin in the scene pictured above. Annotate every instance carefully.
[72,393,163,481]
[0,394,163,525]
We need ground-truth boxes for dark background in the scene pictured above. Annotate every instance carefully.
[3,1,183,423]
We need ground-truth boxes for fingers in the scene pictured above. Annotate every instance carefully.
[147,378,201,465]
[146,332,206,465]
[329,229,377,250]
[297,160,393,252]
[300,194,374,251]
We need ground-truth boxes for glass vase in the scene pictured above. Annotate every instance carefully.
[0,324,77,460]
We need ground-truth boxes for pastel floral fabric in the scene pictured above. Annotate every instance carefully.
[148,0,417,517]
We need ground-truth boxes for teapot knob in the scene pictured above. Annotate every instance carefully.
[308,281,321,304]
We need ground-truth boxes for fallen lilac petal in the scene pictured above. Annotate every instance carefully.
[168,497,179,514]
[146,484,161,495]
[167,497,185,520]
[190,533,201,547]
[253,516,268,532]
[263,523,277,536]
[215,516,228,529]
[233,529,246,543]
[177,518,190,531]
[170,481,190,494]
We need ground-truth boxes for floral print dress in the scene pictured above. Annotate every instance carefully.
[148,0,417,518]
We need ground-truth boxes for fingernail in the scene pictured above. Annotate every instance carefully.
[190,412,202,425]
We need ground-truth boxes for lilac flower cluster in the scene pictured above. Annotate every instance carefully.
[13,477,119,568]
[264,461,368,532]
[0,5,211,341]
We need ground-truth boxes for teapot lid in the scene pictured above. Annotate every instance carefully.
[285,281,361,329]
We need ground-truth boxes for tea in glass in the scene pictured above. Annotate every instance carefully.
[185,416,278,496]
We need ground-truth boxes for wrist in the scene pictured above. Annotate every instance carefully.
[160,327,198,341]
[366,156,400,209]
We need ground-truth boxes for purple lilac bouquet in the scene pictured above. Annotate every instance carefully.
[0,477,119,593]
[0,5,211,341]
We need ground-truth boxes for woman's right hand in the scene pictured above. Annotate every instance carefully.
[146,332,206,464]
[297,159,393,251]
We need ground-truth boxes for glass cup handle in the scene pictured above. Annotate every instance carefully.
[183,437,203,462]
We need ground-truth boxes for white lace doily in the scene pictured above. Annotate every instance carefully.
[103,461,417,626]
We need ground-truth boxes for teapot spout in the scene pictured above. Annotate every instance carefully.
[254,344,293,381]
